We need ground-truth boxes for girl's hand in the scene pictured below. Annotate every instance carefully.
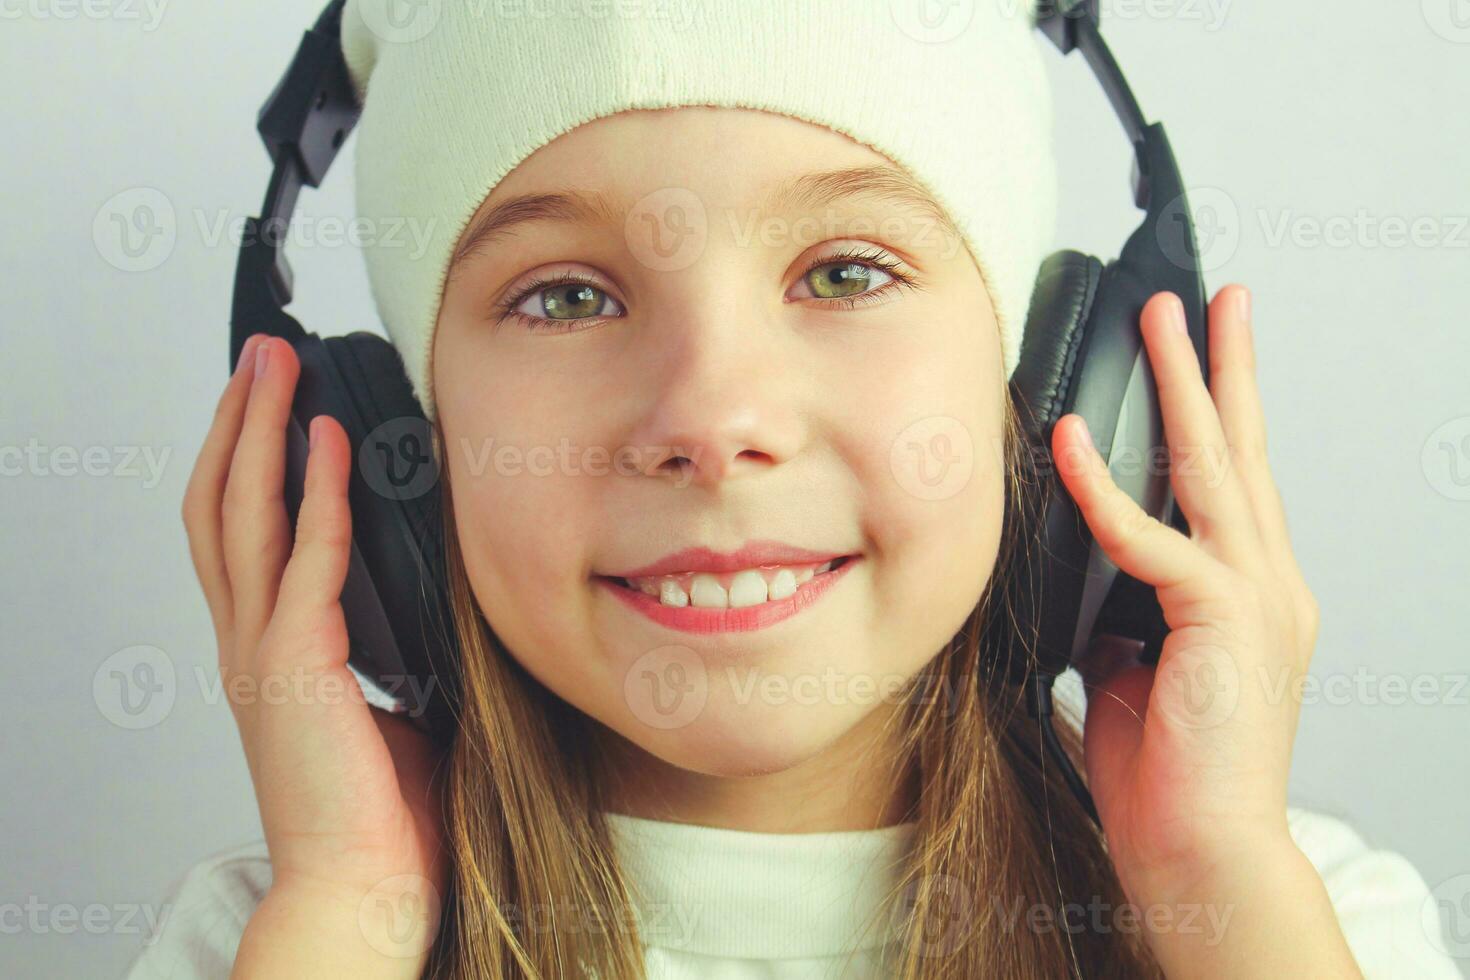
[1055,287,1364,976]
[1055,286,1320,896]
[181,335,446,976]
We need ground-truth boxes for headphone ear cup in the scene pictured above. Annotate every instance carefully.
[991,248,1180,686]
[1010,249,1105,441]
[981,250,1105,687]
[316,332,458,744]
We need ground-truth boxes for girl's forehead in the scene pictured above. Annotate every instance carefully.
[481,106,897,204]
[448,159,960,281]
[454,119,949,259]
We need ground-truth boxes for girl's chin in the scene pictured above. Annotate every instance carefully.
[624,707,872,779]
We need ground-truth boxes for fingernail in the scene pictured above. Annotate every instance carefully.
[309,416,319,451]
[1167,294,1187,334]
[1235,287,1251,322]
[254,338,271,379]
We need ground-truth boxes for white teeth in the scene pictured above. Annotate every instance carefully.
[689,574,727,609]
[768,568,797,601]
[620,557,850,609]
[728,570,768,608]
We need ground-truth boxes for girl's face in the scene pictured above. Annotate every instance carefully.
[434,106,1006,794]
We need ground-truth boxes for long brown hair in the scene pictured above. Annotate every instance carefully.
[422,393,1163,979]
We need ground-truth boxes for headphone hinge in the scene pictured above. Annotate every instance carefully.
[1036,0,1101,54]
[254,23,359,188]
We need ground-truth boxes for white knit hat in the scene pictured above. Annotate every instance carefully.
[340,0,1057,423]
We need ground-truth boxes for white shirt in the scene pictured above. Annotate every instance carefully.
[125,806,1460,979]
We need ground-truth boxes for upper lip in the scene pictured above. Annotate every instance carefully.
[602,540,856,579]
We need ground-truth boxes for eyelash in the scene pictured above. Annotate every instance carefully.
[491,246,921,332]
[796,245,921,309]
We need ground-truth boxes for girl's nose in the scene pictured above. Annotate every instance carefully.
[621,307,807,490]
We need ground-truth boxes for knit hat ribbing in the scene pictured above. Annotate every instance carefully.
[340,0,1057,422]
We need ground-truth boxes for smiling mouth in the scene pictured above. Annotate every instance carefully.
[594,553,862,635]
[595,554,859,610]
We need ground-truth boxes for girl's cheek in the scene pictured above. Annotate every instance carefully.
[442,428,584,638]
[874,435,1004,632]
[851,359,1007,639]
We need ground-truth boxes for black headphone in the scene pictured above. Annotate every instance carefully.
[230,0,1207,826]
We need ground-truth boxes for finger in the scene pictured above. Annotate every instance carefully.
[246,416,399,812]
[1054,413,1221,594]
[182,333,267,650]
[1206,285,1294,571]
[221,337,300,662]
[271,414,354,672]
[1141,292,1265,574]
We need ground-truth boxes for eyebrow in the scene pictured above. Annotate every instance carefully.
[445,164,958,278]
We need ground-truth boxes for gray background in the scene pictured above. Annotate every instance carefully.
[2,1,1466,976]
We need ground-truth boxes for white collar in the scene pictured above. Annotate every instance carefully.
[604,811,918,960]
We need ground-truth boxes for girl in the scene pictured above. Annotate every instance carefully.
[136,1,1457,977]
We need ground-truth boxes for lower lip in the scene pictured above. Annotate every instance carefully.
[594,556,861,635]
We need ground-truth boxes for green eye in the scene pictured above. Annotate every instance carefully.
[499,271,626,332]
[805,261,877,300]
[540,283,606,320]
[793,246,917,307]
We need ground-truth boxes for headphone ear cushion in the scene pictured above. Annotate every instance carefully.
[319,331,458,742]
[979,250,1105,687]
[1010,249,1104,442]
[327,332,424,439]
[329,332,448,582]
